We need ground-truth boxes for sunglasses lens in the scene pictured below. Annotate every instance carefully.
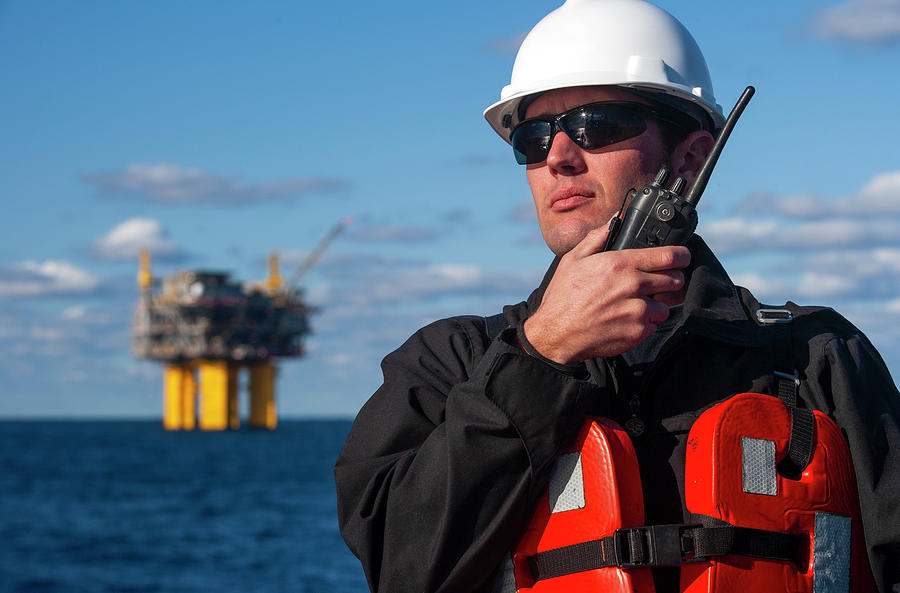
[563,106,646,151]
[510,104,650,164]
[511,121,553,165]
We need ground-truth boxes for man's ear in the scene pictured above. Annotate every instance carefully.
[671,130,714,184]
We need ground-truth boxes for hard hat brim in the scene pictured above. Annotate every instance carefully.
[484,81,725,145]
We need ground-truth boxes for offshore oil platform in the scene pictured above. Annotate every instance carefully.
[132,220,348,431]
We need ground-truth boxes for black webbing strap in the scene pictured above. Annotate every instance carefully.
[690,514,803,564]
[780,404,816,478]
[758,308,816,478]
[528,537,618,581]
[691,525,802,562]
[529,525,680,581]
[528,520,804,582]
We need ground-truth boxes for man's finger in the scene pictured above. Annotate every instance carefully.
[645,298,671,324]
[634,269,685,297]
[629,245,691,272]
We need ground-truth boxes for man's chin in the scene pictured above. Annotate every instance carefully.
[545,221,599,255]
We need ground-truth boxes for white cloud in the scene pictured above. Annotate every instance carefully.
[0,299,147,414]
[348,223,438,243]
[703,216,900,253]
[709,171,900,255]
[732,269,863,302]
[311,250,542,309]
[803,247,900,276]
[857,170,900,207]
[90,218,182,261]
[0,260,99,298]
[60,304,111,324]
[361,263,491,301]
[736,170,900,219]
[724,244,900,306]
[813,0,900,43]
[730,272,788,298]
[703,172,900,330]
[711,171,900,311]
[62,305,88,320]
[794,272,858,298]
[736,192,827,218]
[83,163,347,205]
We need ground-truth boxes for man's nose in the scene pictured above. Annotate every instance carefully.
[545,130,587,174]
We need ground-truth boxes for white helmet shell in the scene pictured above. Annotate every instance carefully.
[484,0,724,143]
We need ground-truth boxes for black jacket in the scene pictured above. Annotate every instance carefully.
[335,237,900,593]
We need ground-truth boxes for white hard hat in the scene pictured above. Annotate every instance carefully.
[484,0,725,143]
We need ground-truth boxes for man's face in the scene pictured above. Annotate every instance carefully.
[524,86,670,256]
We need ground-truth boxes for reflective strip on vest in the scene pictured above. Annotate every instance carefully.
[741,436,777,496]
[815,512,851,593]
[549,452,584,513]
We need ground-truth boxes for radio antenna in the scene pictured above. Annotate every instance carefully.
[684,86,755,206]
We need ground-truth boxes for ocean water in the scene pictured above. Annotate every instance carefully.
[0,420,369,593]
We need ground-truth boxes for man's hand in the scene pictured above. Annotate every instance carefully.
[522,223,690,365]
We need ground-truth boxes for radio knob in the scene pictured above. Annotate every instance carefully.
[655,202,675,221]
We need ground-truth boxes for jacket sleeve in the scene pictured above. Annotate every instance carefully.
[808,329,900,593]
[334,316,598,593]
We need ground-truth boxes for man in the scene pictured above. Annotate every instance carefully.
[335,1,900,592]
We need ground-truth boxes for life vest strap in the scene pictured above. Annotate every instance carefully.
[527,536,617,581]
[761,308,817,478]
[528,523,701,580]
[528,520,804,581]
[689,515,805,565]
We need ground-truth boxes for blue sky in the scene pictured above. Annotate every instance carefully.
[2,0,899,419]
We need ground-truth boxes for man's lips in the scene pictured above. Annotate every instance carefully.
[550,187,595,212]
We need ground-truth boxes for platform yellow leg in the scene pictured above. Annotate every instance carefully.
[228,365,240,430]
[249,363,277,430]
[181,365,196,430]
[199,361,231,431]
[164,364,185,430]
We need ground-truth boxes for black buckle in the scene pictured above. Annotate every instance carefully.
[774,369,801,387]
[613,524,703,567]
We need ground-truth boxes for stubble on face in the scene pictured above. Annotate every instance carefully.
[524,87,670,256]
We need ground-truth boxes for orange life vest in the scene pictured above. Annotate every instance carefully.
[492,393,876,593]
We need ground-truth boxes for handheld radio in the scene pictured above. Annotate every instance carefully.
[603,86,755,252]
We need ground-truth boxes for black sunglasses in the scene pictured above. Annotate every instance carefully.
[510,101,691,165]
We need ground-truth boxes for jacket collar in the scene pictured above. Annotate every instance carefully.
[676,236,768,347]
